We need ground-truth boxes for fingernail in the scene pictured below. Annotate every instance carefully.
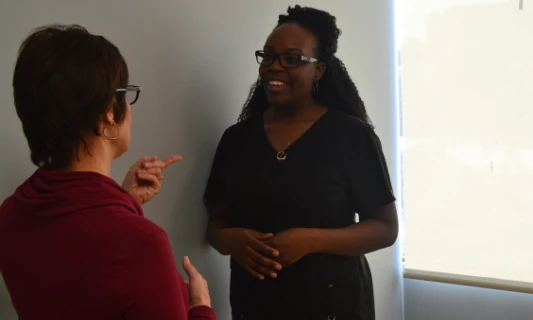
[271,273,277,278]
[259,275,265,280]
[276,265,282,270]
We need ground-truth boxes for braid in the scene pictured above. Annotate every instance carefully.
[238,5,373,128]
[238,78,267,122]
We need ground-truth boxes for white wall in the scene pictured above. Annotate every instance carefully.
[405,279,533,320]
[0,1,401,320]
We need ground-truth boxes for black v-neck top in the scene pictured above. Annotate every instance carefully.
[205,109,395,319]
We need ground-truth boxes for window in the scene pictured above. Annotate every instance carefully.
[398,0,533,293]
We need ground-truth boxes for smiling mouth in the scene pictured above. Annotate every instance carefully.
[266,80,288,92]
[268,80,286,86]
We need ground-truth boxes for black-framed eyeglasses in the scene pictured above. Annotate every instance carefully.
[255,50,318,68]
[116,85,142,105]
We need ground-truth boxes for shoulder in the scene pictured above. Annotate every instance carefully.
[326,109,377,139]
[222,118,256,138]
[215,118,258,149]
[109,208,166,238]
[90,206,169,249]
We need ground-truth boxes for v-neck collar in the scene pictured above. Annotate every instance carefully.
[258,109,330,159]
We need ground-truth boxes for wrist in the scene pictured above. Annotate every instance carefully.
[305,228,324,254]
[190,297,211,309]
[124,188,144,205]
[211,227,236,256]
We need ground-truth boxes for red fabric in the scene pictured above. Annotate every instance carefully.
[0,169,215,320]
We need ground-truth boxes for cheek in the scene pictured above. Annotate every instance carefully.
[125,104,132,123]
[120,106,132,135]
[289,70,312,91]
[258,65,269,79]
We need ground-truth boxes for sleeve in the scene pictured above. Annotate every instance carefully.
[122,230,216,320]
[203,129,231,210]
[349,124,396,219]
[190,306,217,319]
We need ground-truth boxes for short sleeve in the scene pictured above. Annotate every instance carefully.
[203,129,230,211]
[349,125,396,219]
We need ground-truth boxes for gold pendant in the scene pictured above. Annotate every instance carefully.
[276,151,287,161]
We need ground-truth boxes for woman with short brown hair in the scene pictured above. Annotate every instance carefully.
[0,24,215,320]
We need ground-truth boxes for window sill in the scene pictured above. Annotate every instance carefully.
[404,268,533,295]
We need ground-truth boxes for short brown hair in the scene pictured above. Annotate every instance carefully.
[13,24,129,169]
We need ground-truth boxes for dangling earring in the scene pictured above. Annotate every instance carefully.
[313,81,319,94]
[103,121,120,140]
[256,75,262,87]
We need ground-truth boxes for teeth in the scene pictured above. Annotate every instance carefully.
[269,81,285,86]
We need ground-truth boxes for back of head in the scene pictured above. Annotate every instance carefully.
[13,24,129,170]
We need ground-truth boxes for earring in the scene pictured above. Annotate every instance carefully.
[313,81,319,94]
[256,76,262,87]
[103,121,120,140]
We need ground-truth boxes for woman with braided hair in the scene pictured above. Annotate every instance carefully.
[205,5,398,320]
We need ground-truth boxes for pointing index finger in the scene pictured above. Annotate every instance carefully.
[139,155,157,164]
[161,155,182,169]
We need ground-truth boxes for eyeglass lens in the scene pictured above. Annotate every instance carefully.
[257,52,301,68]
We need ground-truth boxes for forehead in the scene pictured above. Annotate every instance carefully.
[264,23,317,54]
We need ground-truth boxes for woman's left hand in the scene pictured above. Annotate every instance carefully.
[264,228,315,267]
[122,155,182,205]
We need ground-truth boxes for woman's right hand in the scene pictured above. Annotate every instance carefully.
[220,228,282,280]
[122,155,182,205]
[182,256,211,309]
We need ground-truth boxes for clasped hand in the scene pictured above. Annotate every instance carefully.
[228,228,312,280]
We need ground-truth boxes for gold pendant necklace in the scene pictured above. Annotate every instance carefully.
[276,142,290,161]
[264,110,310,162]
[276,151,287,161]
[264,125,293,161]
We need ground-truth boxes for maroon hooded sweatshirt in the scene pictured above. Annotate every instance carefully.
[0,169,215,320]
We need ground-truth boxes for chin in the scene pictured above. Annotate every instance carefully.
[266,94,292,108]
[113,149,127,160]
[114,141,129,159]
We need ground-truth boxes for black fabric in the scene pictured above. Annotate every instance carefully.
[205,110,395,320]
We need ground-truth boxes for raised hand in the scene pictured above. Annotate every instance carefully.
[122,155,182,205]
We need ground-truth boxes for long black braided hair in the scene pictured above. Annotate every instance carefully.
[238,5,373,128]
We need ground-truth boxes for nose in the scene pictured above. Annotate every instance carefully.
[268,56,284,71]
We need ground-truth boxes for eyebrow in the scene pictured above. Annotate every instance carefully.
[263,45,303,53]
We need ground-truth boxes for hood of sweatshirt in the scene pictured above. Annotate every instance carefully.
[3,168,142,218]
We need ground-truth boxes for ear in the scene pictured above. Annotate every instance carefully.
[104,107,115,125]
[314,62,327,82]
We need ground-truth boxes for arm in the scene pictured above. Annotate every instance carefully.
[205,203,274,258]
[267,123,398,265]
[313,123,399,256]
[203,129,281,279]
[266,203,397,266]
[203,130,236,256]
[189,307,217,320]
[205,202,282,279]
[122,230,215,320]
[307,202,398,256]
[205,202,233,256]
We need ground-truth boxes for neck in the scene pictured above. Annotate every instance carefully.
[269,99,326,123]
[64,139,115,177]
